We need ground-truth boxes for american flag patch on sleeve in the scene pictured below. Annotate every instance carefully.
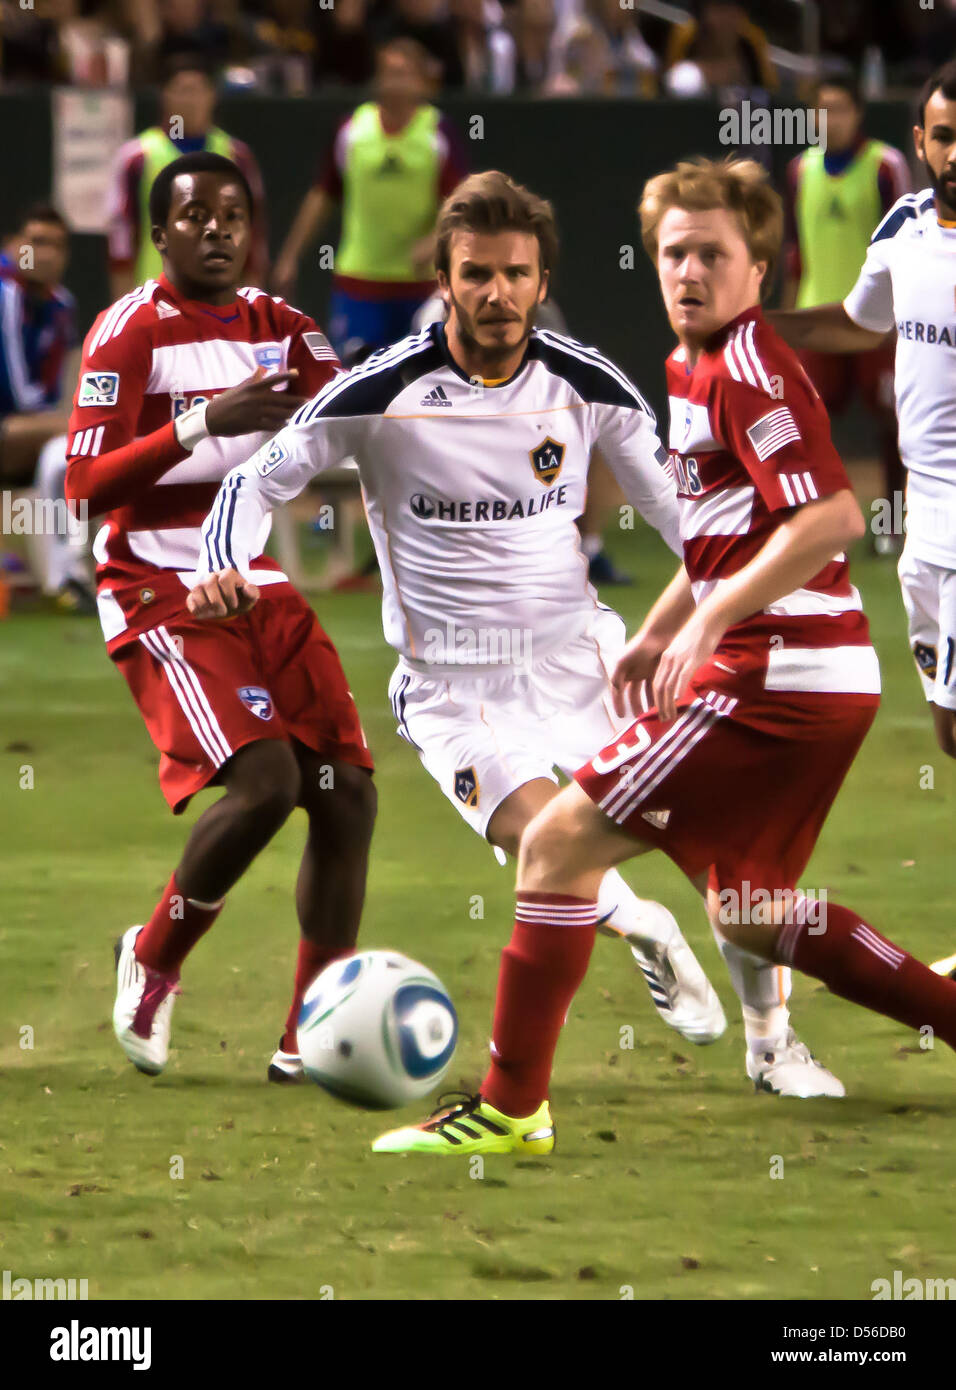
[746,407,802,461]
[303,331,338,362]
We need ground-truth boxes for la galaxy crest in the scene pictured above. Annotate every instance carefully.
[913,642,937,680]
[529,437,565,486]
[454,766,479,809]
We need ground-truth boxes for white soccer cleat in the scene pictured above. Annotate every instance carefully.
[745,1030,845,1098]
[267,1046,305,1084]
[930,951,956,979]
[112,925,180,1075]
[599,905,727,1044]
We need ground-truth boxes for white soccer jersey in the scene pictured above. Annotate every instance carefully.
[201,323,681,670]
[844,189,956,567]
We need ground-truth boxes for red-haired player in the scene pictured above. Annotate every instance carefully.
[370,157,956,1155]
[65,153,376,1080]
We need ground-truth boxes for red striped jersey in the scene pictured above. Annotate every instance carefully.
[66,273,340,650]
[665,306,880,699]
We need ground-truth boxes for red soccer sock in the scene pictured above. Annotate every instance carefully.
[481,892,598,1118]
[280,940,351,1054]
[778,901,956,1049]
[135,872,223,976]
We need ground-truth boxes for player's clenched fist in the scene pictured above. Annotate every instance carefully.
[204,367,308,437]
[186,567,260,619]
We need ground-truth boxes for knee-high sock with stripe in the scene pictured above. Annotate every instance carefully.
[481,892,598,1118]
[777,901,956,1049]
[135,871,222,975]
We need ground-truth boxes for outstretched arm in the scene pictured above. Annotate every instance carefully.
[767,303,888,355]
[65,368,306,517]
[272,188,332,298]
[187,382,364,618]
[771,226,897,356]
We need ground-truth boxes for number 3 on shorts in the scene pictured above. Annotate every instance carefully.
[590,722,653,775]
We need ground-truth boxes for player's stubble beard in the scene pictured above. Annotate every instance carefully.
[929,163,956,221]
[445,288,538,379]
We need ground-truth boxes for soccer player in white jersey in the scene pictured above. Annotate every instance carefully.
[771,62,956,979]
[189,170,858,1094]
[772,62,956,766]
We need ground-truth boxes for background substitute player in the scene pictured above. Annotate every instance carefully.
[781,73,909,557]
[368,157,956,1156]
[64,153,376,1079]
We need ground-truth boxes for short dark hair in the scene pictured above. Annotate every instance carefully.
[817,72,862,109]
[18,203,69,235]
[161,51,214,88]
[148,152,253,229]
[435,170,559,279]
[918,59,956,127]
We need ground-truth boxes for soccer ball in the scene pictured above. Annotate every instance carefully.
[296,950,458,1109]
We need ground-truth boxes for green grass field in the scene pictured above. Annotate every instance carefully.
[2,515,954,1302]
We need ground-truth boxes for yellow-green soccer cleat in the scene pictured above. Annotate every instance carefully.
[371,1092,555,1156]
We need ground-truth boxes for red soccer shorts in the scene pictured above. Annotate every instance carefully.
[574,678,878,899]
[113,585,373,813]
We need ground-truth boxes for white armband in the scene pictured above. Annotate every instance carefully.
[174,401,210,451]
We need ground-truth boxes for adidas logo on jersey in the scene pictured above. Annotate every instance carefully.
[420,386,453,407]
[641,808,671,830]
[156,300,180,318]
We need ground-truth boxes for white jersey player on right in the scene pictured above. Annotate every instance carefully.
[191,171,860,1093]
[772,63,956,980]
[772,63,956,765]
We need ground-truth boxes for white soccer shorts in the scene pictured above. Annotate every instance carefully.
[898,544,956,711]
[388,608,631,839]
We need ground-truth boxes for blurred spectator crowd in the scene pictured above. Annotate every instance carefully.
[0,0,954,99]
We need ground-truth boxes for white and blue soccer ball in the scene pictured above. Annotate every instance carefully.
[296,950,458,1110]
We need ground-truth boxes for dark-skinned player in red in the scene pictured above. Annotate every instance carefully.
[64,152,376,1080]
